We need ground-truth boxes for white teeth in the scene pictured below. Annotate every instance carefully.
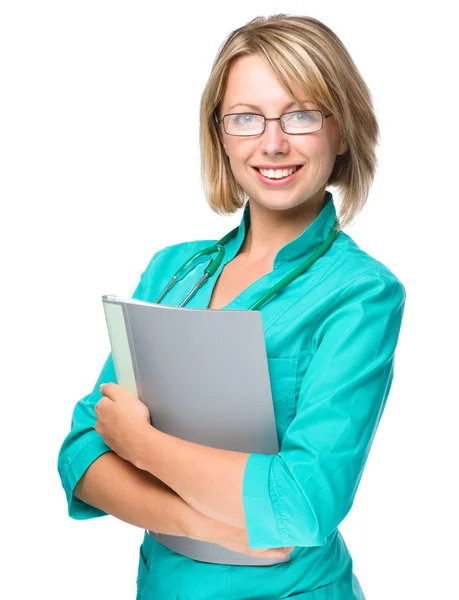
[259,166,299,179]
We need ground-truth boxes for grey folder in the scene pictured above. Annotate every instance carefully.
[101,295,291,566]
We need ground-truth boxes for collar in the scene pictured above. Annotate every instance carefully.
[230,190,338,268]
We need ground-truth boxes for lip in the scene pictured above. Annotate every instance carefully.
[253,164,303,169]
[252,165,304,187]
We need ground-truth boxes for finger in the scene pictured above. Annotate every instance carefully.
[95,396,112,415]
[263,546,293,557]
[99,382,123,398]
[249,548,287,558]
[100,382,136,404]
[99,382,114,396]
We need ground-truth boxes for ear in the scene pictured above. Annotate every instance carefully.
[337,138,349,156]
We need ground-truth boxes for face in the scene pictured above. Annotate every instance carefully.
[217,53,349,215]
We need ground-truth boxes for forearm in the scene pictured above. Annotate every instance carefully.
[135,426,250,529]
[73,450,208,537]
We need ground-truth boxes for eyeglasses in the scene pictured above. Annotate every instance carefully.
[214,110,333,136]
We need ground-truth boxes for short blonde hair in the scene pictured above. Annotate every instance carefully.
[199,14,380,228]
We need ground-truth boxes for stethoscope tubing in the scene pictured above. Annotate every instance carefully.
[154,219,340,311]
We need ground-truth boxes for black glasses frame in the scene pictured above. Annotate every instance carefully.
[214,109,334,136]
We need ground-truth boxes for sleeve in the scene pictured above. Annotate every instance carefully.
[57,248,169,520]
[242,272,407,548]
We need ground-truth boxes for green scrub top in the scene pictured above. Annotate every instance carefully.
[57,191,406,600]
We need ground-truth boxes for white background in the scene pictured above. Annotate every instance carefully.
[1,2,457,599]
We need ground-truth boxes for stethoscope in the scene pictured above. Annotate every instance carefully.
[154,218,340,311]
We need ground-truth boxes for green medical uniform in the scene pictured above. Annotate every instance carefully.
[57,191,406,599]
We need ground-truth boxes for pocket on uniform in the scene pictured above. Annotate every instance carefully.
[267,357,298,446]
[285,580,335,598]
[136,542,151,600]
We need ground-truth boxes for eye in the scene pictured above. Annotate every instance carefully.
[293,111,313,122]
[233,113,256,124]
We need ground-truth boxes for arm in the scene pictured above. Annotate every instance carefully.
[241,273,407,548]
[73,450,196,536]
[58,351,242,541]
[73,449,293,559]
[134,427,250,529]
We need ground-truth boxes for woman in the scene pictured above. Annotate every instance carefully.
[58,14,406,600]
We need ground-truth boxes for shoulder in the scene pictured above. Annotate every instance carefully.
[309,233,407,350]
[331,230,406,301]
[308,231,407,336]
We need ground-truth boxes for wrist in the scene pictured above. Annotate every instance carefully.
[182,506,233,543]
[132,422,157,472]
[180,503,209,541]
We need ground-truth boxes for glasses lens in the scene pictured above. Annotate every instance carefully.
[282,110,322,134]
[224,113,265,136]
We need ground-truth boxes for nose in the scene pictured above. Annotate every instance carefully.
[259,118,290,155]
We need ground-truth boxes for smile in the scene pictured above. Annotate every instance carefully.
[252,165,304,186]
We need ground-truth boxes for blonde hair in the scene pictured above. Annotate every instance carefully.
[199,14,379,228]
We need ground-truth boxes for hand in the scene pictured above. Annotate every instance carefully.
[95,382,152,465]
[206,520,296,559]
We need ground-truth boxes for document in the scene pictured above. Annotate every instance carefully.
[101,295,289,566]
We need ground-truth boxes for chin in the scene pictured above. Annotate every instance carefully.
[251,195,310,212]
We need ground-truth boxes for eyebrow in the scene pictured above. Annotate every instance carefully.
[228,100,314,112]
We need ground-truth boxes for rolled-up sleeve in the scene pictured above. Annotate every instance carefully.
[57,352,119,519]
[57,249,167,520]
[243,272,406,549]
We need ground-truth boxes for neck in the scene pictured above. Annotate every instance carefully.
[238,189,327,265]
